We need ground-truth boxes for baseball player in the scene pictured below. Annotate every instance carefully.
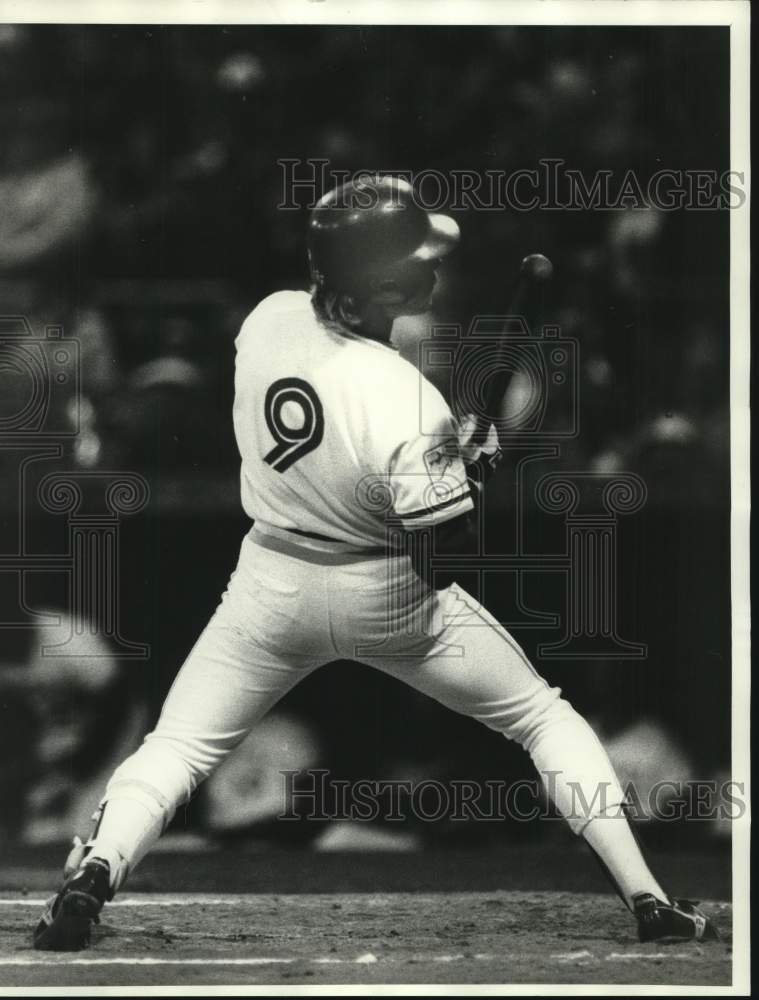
[33,176,717,950]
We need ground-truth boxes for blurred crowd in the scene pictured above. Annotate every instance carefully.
[1,25,731,847]
[0,24,729,495]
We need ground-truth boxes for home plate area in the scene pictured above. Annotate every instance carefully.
[0,848,732,987]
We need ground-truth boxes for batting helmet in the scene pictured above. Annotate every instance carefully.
[308,176,460,294]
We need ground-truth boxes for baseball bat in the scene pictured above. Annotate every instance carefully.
[469,252,554,445]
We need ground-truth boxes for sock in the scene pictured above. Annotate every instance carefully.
[520,698,668,910]
[86,791,168,894]
[582,813,667,909]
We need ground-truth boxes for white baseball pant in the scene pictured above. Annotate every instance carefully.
[103,525,625,855]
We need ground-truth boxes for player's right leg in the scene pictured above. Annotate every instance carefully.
[33,531,330,950]
[341,564,718,943]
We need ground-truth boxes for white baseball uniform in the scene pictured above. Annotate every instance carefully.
[234,290,474,549]
[103,289,626,864]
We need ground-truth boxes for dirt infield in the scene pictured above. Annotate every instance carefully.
[0,891,732,987]
[0,855,731,988]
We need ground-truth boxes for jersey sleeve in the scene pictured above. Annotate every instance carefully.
[387,383,475,530]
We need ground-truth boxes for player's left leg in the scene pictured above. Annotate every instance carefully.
[33,611,319,950]
[359,580,718,942]
[86,609,319,883]
[33,532,332,950]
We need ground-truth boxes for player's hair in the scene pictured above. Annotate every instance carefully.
[310,282,370,341]
[311,266,429,344]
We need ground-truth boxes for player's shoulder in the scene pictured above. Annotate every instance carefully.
[249,289,311,319]
[388,348,452,420]
[350,343,453,438]
[341,336,420,394]
[236,290,312,344]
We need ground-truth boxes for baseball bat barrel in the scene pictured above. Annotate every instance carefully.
[472,252,554,443]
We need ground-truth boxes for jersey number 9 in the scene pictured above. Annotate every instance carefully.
[263,378,324,472]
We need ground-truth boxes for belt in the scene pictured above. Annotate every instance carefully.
[249,523,403,565]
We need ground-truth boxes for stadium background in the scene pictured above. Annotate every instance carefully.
[1,25,731,860]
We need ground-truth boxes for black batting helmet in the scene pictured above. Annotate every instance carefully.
[308,176,460,294]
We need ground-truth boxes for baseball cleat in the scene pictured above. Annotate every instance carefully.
[633,892,719,943]
[33,858,111,951]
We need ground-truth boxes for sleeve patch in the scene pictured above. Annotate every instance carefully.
[423,437,460,483]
